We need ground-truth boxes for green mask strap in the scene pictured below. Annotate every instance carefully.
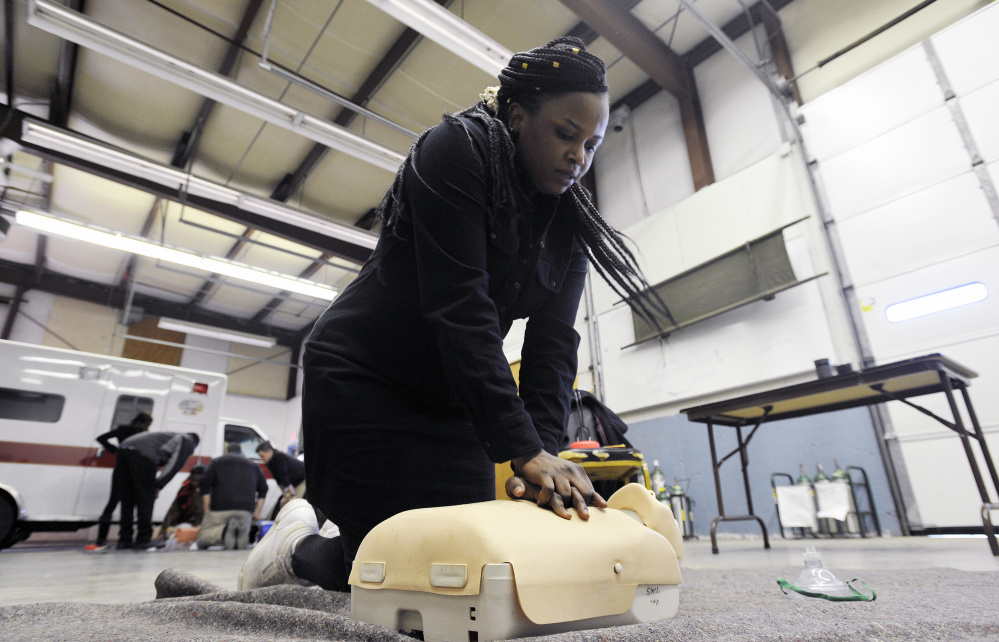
[777,578,877,602]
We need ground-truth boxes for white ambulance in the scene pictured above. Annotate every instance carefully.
[0,339,281,548]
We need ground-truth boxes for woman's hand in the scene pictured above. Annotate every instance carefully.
[507,450,607,519]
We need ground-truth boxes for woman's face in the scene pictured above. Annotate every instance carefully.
[508,91,610,196]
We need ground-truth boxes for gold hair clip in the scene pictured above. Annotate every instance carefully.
[553,62,559,68]
[572,48,580,54]
[522,62,528,69]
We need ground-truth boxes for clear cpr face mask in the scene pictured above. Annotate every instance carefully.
[777,546,877,602]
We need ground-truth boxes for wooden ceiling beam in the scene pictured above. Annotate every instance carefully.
[557,0,688,99]
[558,0,715,189]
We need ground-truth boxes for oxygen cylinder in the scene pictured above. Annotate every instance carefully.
[796,463,812,486]
[650,460,666,495]
[813,462,835,536]
[832,458,860,534]
[669,478,695,540]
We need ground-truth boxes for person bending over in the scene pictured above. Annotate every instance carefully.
[116,431,200,549]
[256,441,305,508]
[239,36,668,592]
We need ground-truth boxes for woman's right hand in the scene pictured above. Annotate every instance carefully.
[507,450,607,520]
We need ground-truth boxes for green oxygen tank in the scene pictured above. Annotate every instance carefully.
[831,458,859,534]
[796,463,812,485]
[669,478,695,539]
[813,462,834,535]
[650,460,666,495]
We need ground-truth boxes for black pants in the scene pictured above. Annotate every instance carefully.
[297,352,495,591]
[96,462,123,545]
[117,448,157,545]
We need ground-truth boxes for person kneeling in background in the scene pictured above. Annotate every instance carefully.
[197,443,267,550]
[155,465,206,542]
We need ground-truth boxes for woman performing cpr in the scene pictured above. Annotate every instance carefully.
[239,36,666,592]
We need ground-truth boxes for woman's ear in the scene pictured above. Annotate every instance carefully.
[507,102,525,134]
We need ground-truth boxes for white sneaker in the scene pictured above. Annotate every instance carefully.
[238,499,318,590]
[319,520,340,538]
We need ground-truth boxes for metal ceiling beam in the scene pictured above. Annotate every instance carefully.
[251,251,331,325]
[2,110,374,264]
[614,0,798,113]
[172,0,266,169]
[0,257,303,347]
[173,0,266,310]
[188,227,251,306]
[49,0,84,127]
[684,0,796,66]
[270,0,449,205]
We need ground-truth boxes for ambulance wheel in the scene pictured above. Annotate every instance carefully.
[0,496,14,549]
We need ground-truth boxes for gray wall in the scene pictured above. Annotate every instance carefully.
[625,408,901,539]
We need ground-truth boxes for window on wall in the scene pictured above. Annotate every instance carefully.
[628,219,824,346]
[109,395,154,430]
[0,387,66,423]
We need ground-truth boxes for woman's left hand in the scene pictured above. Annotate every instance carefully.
[506,450,607,520]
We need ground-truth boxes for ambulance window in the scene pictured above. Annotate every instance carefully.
[110,396,155,429]
[224,425,265,461]
[0,387,65,423]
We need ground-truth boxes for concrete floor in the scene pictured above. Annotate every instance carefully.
[1,534,996,608]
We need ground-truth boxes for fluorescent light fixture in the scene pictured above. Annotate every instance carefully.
[27,0,405,173]
[0,156,54,183]
[157,317,277,348]
[364,0,511,76]
[885,282,988,323]
[20,118,378,251]
[15,209,337,301]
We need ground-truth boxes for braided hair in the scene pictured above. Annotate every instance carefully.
[379,36,673,332]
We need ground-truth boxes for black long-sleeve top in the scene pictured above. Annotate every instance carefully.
[201,454,268,513]
[95,423,145,455]
[305,113,586,462]
[264,450,305,490]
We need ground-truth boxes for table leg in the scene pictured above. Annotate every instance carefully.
[708,422,723,554]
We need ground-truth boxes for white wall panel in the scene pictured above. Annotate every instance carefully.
[590,151,812,316]
[837,172,999,287]
[932,2,999,96]
[797,47,942,162]
[593,92,694,230]
[885,336,999,443]
[599,277,836,414]
[819,106,971,221]
[856,246,999,361]
[694,31,784,181]
[590,205,684,314]
[895,432,998,527]
[673,181,752,269]
[594,120,647,231]
[632,91,695,215]
[961,79,999,164]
